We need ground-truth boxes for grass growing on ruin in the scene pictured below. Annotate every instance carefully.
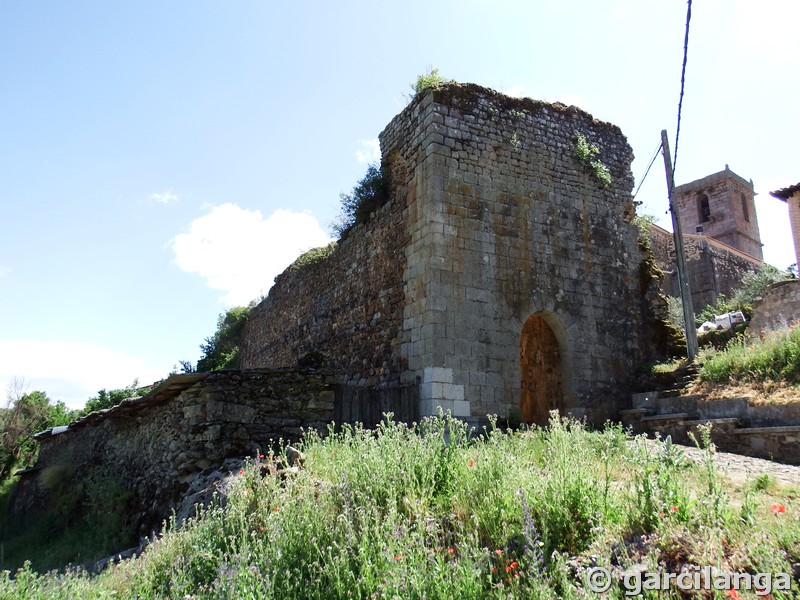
[1,414,799,598]
[699,323,800,385]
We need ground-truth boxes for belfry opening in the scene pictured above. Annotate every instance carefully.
[519,314,564,425]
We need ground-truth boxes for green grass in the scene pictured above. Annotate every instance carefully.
[1,413,798,598]
[699,323,800,384]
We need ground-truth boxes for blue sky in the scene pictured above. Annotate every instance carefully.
[1,0,797,408]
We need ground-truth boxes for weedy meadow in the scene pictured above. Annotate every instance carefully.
[1,412,798,599]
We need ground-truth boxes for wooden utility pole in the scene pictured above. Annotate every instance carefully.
[661,129,698,361]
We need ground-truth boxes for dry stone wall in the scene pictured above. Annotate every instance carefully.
[750,279,800,333]
[12,369,334,538]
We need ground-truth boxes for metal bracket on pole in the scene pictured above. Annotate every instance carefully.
[661,129,698,361]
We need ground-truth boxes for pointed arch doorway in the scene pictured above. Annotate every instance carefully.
[520,314,564,425]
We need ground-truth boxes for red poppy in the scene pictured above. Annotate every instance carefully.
[495,549,503,556]
[447,547,455,555]
[671,506,678,512]
[511,561,519,569]
[467,460,475,467]
[505,566,513,573]
[772,503,786,514]
[726,589,743,600]
[394,554,401,561]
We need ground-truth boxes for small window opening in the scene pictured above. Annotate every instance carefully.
[697,193,711,223]
[741,193,750,222]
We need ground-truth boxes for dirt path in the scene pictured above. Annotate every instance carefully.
[674,442,800,489]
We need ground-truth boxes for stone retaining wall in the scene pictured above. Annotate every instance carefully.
[750,279,800,334]
[10,369,335,538]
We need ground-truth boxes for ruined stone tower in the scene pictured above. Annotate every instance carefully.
[673,166,763,260]
[241,83,668,427]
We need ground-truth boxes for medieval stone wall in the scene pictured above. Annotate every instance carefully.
[649,224,763,311]
[240,83,668,426]
[11,370,334,537]
[240,196,409,389]
[382,84,652,425]
[750,279,800,333]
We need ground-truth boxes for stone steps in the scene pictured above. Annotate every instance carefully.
[622,390,800,465]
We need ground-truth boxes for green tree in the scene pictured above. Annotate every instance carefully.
[194,306,251,372]
[81,379,150,415]
[731,264,791,312]
[332,164,387,238]
[0,388,78,479]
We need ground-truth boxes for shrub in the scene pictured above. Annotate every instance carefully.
[288,242,336,272]
[332,164,388,238]
[410,67,452,97]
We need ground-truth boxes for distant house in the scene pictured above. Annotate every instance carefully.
[770,182,800,267]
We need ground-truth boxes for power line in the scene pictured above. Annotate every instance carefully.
[632,142,663,202]
[672,0,692,176]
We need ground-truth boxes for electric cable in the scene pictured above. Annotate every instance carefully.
[632,142,663,202]
[672,0,692,176]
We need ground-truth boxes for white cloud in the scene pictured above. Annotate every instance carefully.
[502,85,526,98]
[0,340,167,409]
[170,204,332,305]
[150,190,180,204]
[0,266,11,279]
[355,139,380,164]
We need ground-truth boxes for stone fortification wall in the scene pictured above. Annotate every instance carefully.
[649,224,763,311]
[239,194,409,390]
[11,369,334,538]
[750,279,800,333]
[381,84,653,424]
[240,83,668,425]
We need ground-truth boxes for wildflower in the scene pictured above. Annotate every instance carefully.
[259,525,265,531]
[495,549,503,556]
[394,554,401,561]
[726,589,743,600]
[239,469,244,475]
[505,566,513,573]
[467,460,475,467]
[671,505,679,512]
[447,547,455,555]
[511,561,519,569]
[259,454,265,459]
[246,487,252,493]
[273,506,280,512]
[771,503,786,514]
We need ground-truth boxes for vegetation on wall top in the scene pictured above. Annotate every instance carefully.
[332,164,388,238]
[574,133,611,188]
